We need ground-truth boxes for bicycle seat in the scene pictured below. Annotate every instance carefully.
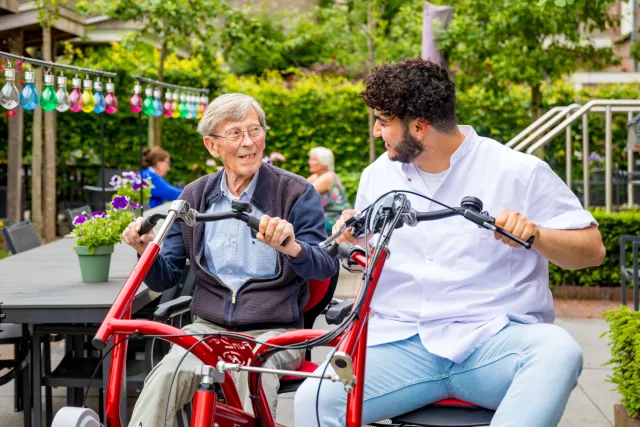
[389,399,495,427]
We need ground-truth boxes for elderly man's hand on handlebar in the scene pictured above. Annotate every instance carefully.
[122,217,155,255]
[493,209,540,249]
[332,210,359,246]
[257,215,301,258]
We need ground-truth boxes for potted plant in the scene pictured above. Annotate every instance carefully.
[603,306,640,427]
[72,196,136,283]
[109,170,152,215]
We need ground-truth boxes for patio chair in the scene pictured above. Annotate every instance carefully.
[0,221,38,420]
[620,234,640,310]
[2,220,41,255]
[96,168,128,187]
[65,205,93,229]
[82,185,117,212]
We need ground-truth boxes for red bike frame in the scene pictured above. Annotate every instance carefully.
[94,237,374,427]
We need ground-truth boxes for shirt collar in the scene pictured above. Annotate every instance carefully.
[400,125,478,177]
[220,168,260,201]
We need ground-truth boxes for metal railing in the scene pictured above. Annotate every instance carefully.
[506,104,580,149]
[508,100,640,213]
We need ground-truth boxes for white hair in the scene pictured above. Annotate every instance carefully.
[309,146,335,171]
[197,93,268,137]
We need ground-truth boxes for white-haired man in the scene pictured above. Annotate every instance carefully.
[122,93,337,427]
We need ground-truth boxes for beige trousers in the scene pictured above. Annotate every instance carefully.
[128,316,304,427]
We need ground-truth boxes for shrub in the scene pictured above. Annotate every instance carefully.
[603,306,640,417]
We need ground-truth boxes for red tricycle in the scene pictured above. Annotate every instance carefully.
[52,192,532,427]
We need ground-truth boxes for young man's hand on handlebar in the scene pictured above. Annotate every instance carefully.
[332,209,373,248]
[122,217,156,256]
[493,209,540,249]
[257,215,302,258]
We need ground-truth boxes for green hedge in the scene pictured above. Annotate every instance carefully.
[549,209,640,287]
[603,306,640,418]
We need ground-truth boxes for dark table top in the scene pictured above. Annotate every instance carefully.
[0,204,170,323]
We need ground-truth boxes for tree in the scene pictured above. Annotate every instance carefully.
[438,0,618,119]
[34,0,67,242]
[77,0,225,147]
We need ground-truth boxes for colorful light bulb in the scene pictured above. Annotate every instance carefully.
[69,76,84,113]
[130,84,143,113]
[201,95,209,115]
[93,80,106,114]
[142,86,155,116]
[105,81,118,115]
[179,93,188,119]
[189,95,198,119]
[163,91,174,118]
[19,70,39,110]
[81,77,95,113]
[196,94,204,119]
[55,74,71,112]
[0,67,20,110]
[184,94,192,119]
[152,88,163,117]
[40,73,58,112]
[171,93,181,119]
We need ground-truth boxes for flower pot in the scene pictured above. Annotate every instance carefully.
[75,245,114,283]
[615,404,640,427]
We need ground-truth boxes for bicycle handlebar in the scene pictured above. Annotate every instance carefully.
[138,205,289,247]
[322,195,535,257]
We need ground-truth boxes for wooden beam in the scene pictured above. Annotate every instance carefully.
[0,0,18,14]
[0,9,84,37]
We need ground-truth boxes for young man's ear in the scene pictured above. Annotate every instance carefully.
[413,118,431,139]
[203,136,220,158]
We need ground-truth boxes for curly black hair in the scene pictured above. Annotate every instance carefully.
[359,58,457,134]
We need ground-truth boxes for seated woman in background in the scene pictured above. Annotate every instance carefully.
[306,146,352,234]
[142,147,182,208]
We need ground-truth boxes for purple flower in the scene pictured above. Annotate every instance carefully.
[588,152,604,164]
[92,211,107,218]
[73,215,86,226]
[132,182,141,191]
[143,180,149,187]
[109,175,122,188]
[112,195,130,209]
[129,202,143,209]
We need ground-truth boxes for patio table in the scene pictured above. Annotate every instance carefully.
[0,203,170,426]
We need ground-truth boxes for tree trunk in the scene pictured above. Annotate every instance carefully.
[531,83,543,120]
[7,30,24,227]
[367,3,377,164]
[31,67,43,240]
[149,39,169,147]
[531,83,545,159]
[42,25,56,242]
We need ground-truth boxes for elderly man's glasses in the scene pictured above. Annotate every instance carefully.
[211,125,267,143]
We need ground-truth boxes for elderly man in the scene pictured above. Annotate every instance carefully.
[122,93,337,427]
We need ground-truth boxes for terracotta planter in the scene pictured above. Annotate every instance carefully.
[615,404,640,427]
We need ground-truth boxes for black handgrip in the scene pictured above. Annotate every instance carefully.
[243,215,290,247]
[327,243,339,258]
[245,215,261,231]
[138,218,156,236]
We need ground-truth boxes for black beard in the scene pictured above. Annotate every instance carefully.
[388,129,424,163]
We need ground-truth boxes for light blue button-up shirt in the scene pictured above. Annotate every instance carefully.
[203,170,278,293]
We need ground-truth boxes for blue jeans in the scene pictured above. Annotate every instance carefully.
[294,322,582,427]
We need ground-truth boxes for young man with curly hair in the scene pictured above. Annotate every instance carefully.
[294,58,605,426]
